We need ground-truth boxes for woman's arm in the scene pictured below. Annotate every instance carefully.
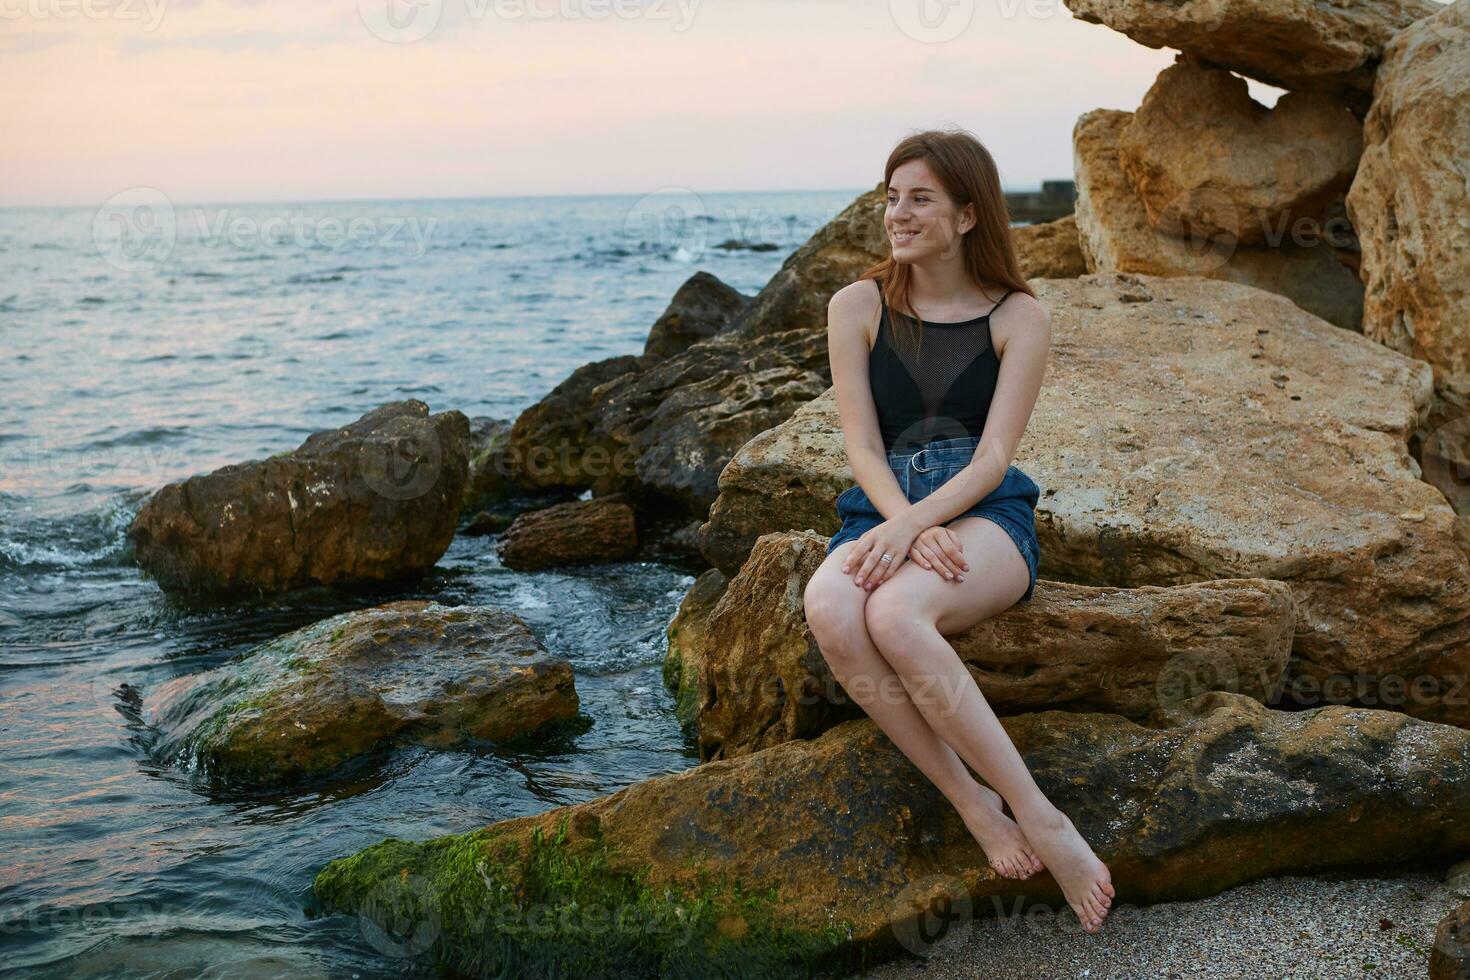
[827,281,910,520]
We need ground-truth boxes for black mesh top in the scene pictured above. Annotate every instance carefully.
[867,278,1015,453]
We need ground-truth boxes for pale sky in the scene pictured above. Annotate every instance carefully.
[1,0,1289,207]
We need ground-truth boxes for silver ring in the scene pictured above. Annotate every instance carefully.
[880,553,893,563]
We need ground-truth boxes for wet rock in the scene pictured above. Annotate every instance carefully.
[129,401,470,598]
[1013,214,1088,279]
[702,275,1470,729]
[496,494,639,570]
[1119,58,1363,246]
[461,416,516,516]
[1061,0,1442,115]
[1348,0,1470,438]
[145,600,581,790]
[642,271,751,360]
[1075,108,1364,330]
[314,692,1470,978]
[672,530,1293,761]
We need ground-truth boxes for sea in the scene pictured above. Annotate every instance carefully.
[0,188,865,977]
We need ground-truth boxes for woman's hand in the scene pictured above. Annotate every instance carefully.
[841,519,921,590]
[909,526,968,582]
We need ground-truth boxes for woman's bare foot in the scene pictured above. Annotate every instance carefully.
[1014,803,1114,933]
[957,784,1045,879]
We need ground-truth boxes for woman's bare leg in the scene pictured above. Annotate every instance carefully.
[804,540,1041,879]
[862,516,1116,933]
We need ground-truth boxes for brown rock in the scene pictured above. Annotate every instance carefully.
[1062,0,1443,115]
[497,494,639,570]
[315,692,1470,977]
[1013,214,1088,278]
[146,600,581,790]
[1347,0,1470,437]
[673,530,1293,761]
[702,275,1470,728]
[1119,59,1363,246]
[731,183,889,340]
[129,400,469,598]
[1433,898,1470,980]
[643,270,751,360]
[1075,108,1364,330]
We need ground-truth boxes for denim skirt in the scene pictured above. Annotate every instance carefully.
[825,435,1042,603]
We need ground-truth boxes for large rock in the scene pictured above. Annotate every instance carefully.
[129,401,470,598]
[1119,58,1363,246]
[643,271,751,360]
[1434,898,1470,980]
[145,601,582,790]
[1012,214,1088,278]
[1075,108,1365,330]
[1062,0,1444,115]
[702,275,1470,728]
[1347,0,1470,434]
[313,692,1470,978]
[504,186,886,514]
[671,529,1294,761]
[496,495,639,570]
[508,327,829,515]
[730,183,889,340]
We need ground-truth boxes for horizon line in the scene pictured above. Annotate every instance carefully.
[0,180,1073,212]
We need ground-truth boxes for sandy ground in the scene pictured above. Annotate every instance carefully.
[850,868,1469,980]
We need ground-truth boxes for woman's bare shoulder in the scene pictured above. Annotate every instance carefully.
[991,289,1051,355]
[827,278,882,342]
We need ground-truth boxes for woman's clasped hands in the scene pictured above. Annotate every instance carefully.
[841,516,970,590]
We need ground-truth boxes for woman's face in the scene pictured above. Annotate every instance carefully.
[885,157,973,263]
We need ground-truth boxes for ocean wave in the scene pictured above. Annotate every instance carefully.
[0,496,138,572]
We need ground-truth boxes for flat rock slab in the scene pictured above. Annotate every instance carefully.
[702,274,1470,728]
[669,530,1295,761]
[129,400,470,598]
[1061,0,1441,114]
[1075,108,1363,330]
[313,692,1470,978]
[145,600,580,790]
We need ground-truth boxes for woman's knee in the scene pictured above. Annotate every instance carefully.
[863,585,931,655]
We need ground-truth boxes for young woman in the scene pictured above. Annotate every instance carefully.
[802,129,1115,934]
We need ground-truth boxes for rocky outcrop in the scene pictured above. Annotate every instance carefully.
[1075,108,1364,330]
[1434,898,1470,980]
[1012,214,1088,278]
[672,530,1294,761]
[145,601,582,790]
[1347,0,1470,437]
[729,184,888,341]
[502,186,887,517]
[507,326,829,516]
[702,275,1470,729]
[1061,0,1443,115]
[496,494,639,570]
[129,401,470,598]
[1119,58,1363,246]
[314,692,1470,978]
[643,271,751,360]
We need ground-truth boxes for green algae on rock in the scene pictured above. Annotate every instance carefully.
[146,600,583,790]
[313,691,1470,978]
